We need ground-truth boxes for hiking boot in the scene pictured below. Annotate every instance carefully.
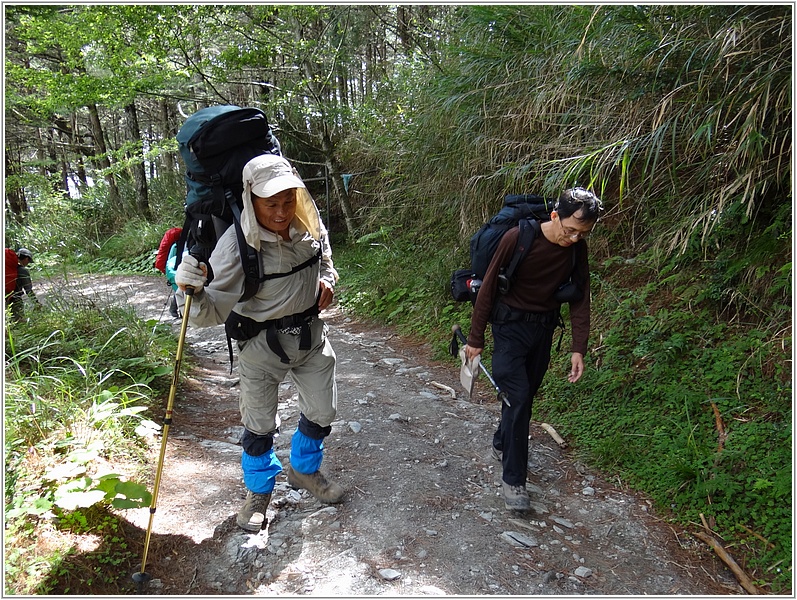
[287,467,344,503]
[491,445,502,462]
[503,482,530,511]
[236,491,271,532]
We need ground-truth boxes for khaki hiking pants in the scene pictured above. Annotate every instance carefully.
[237,317,337,436]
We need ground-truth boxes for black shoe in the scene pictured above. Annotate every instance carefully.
[168,296,180,318]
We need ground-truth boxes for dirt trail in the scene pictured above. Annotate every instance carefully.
[60,275,741,595]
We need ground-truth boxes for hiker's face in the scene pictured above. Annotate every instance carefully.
[551,210,594,247]
[252,189,297,235]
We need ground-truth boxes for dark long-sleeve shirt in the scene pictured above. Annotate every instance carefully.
[13,265,35,300]
[467,225,591,355]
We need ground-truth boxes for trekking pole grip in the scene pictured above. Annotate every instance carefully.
[184,248,205,297]
[452,324,468,345]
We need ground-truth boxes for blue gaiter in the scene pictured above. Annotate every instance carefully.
[241,448,283,494]
[290,429,324,474]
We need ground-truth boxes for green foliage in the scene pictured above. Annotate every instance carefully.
[352,5,790,265]
[4,286,176,594]
[5,505,140,595]
[74,220,165,276]
[660,198,792,322]
[6,5,193,113]
[7,210,168,289]
[80,250,158,276]
[4,281,176,594]
[145,168,185,225]
[335,227,472,359]
[5,188,96,260]
[535,256,791,592]
[4,183,177,276]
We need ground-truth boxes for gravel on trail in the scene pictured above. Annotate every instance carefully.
[55,275,742,596]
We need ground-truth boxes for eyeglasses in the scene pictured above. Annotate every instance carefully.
[559,218,592,240]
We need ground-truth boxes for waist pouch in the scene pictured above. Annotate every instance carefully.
[226,304,319,364]
[553,280,583,304]
[490,302,559,328]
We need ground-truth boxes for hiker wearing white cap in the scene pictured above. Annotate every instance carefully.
[175,154,343,532]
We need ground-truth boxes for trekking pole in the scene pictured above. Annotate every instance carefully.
[451,324,511,407]
[133,287,194,594]
[156,288,172,324]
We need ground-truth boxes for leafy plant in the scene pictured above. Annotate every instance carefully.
[4,284,174,594]
[536,260,791,591]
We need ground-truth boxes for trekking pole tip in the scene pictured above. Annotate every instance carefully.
[132,571,152,593]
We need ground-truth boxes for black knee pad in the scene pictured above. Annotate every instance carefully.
[241,428,275,456]
[298,414,331,440]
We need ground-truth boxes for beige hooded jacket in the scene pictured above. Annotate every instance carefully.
[183,155,338,327]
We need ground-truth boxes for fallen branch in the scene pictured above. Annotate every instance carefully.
[186,566,198,594]
[430,381,456,398]
[738,523,776,550]
[700,512,716,534]
[539,422,567,449]
[693,531,762,595]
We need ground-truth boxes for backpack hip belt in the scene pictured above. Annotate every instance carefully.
[226,304,320,364]
[491,302,559,327]
[491,302,568,352]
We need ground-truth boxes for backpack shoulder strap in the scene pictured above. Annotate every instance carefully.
[232,219,261,302]
[504,218,540,281]
[175,221,190,269]
[226,196,261,303]
[571,242,577,271]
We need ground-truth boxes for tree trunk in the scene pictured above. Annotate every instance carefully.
[286,9,357,239]
[5,151,28,222]
[44,129,66,195]
[397,6,411,52]
[124,102,152,221]
[52,113,89,195]
[320,128,357,240]
[71,113,88,187]
[87,103,121,205]
[331,165,357,241]
[337,65,349,109]
[160,99,176,176]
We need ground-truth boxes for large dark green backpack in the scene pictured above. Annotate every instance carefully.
[175,105,281,301]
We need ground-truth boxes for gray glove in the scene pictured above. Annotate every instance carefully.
[175,254,207,293]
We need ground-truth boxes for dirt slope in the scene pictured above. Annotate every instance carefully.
[61,275,742,595]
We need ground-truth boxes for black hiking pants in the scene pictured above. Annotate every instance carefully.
[490,317,555,487]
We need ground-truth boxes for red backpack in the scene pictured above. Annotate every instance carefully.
[154,227,182,274]
[5,248,19,296]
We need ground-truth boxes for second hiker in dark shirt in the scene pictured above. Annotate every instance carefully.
[464,188,603,512]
